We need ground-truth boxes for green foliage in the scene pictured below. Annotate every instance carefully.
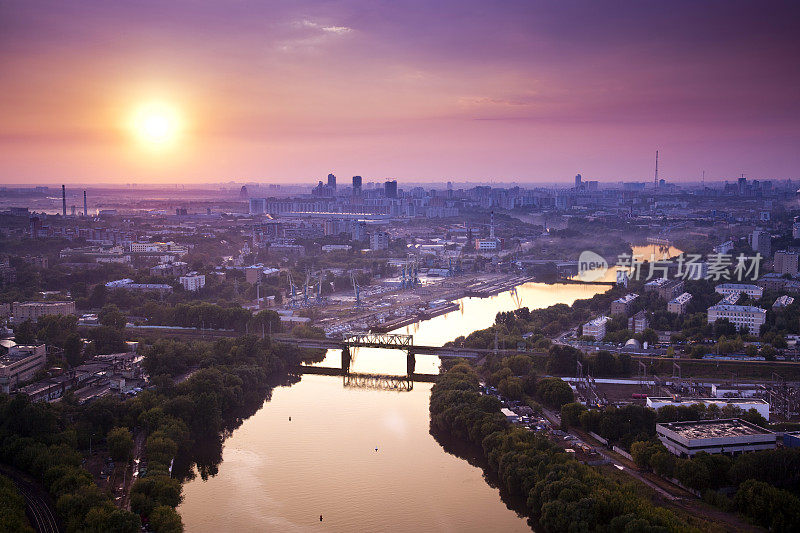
[107,426,134,462]
[99,304,127,330]
[734,480,800,532]
[559,402,585,429]
[536,377,574,408]
[0,475,35,533]
[149,505,184,533]
[429,365,691,532]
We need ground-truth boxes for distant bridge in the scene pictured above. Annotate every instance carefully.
[274,334,483,359]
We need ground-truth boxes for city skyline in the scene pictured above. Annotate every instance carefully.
[1,1,798,184]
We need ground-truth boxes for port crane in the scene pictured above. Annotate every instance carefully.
[351,272,362,307]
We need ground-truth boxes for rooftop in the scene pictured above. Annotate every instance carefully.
[658,419,772,440]
[669,292,692,304]
[613,293,639,304]
[716,283,761,291]
[707,304,766,314]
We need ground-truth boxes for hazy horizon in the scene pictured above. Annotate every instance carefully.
[2,1,798,184]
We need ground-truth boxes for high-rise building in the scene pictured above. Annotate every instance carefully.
[352,175,362,196]
[249,198,266,215]
[61,185,66,216]
[751,229,771,258]
[774,250,799,276]
[384,180,398,198]
[370,231,390,250]
[327,173,337,191]
[574,174,582,189]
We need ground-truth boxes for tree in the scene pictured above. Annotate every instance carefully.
[560,402,586,429]
[99,304,127,330]
[248,309,281,337]
[149,505,184,533]
[13,319,36,345]
[650,450,676,478]
[546,345,582,375]
[88,284,108,308]
[713,318,737,338]
[107,427,134,462]
[537,377,574,408]
[64,333,84,367]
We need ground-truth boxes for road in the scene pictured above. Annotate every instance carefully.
[0,465,61,533]
[539,408,679,501]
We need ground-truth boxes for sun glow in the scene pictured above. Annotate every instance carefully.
[133,103,180,145]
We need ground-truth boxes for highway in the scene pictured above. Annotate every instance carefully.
[0,465,61,533]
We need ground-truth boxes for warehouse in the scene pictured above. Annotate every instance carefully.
[646,396,771,421]
[656,419,776,457]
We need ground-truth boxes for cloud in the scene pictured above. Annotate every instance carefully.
[278,19,353,52]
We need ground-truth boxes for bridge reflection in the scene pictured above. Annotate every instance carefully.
[293,364,437,391]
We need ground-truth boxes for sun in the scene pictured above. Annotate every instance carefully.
[133,103,180,145]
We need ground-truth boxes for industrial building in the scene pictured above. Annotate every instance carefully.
[656,419,776,457]
[0,344,47,393]
[646,396,771,421]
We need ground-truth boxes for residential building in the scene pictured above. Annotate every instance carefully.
[644,278,684,300]
[474,238,499,252]
[715,283,763,299]
[12,301,75,324]
[773,250,799,276]
[668,292,692,315]
[713,240,734,254]
[707,304,766,333]
[773,295,795,308]
[179,273,206,292]
[656,419,775,457]
[610,293,638,316]
[751,229,771,259]
[370,231,390,251]
[0,344,47,393]
[582,316,610,340]
[627,310,649,334]
[249,197,266,215]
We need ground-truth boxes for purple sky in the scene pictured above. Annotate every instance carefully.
[1,0,798,184]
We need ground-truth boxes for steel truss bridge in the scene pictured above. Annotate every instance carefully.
[343,333,413,350]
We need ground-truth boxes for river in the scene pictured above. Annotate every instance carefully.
[178,280,611,532]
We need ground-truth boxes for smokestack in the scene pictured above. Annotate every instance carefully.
[61,185,66,216]
[83,191,87,217]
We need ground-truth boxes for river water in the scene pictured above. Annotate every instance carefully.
[179,281,610,532]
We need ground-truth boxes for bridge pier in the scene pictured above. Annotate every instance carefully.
[406,349,416,376]
[341,344,351,374]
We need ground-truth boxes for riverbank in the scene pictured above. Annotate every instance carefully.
[429,364,695,532]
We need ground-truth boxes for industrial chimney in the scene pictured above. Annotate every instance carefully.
[83,191,87,217]
[62,185,66,216]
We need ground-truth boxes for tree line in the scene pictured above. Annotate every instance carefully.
[430,363,693,532]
